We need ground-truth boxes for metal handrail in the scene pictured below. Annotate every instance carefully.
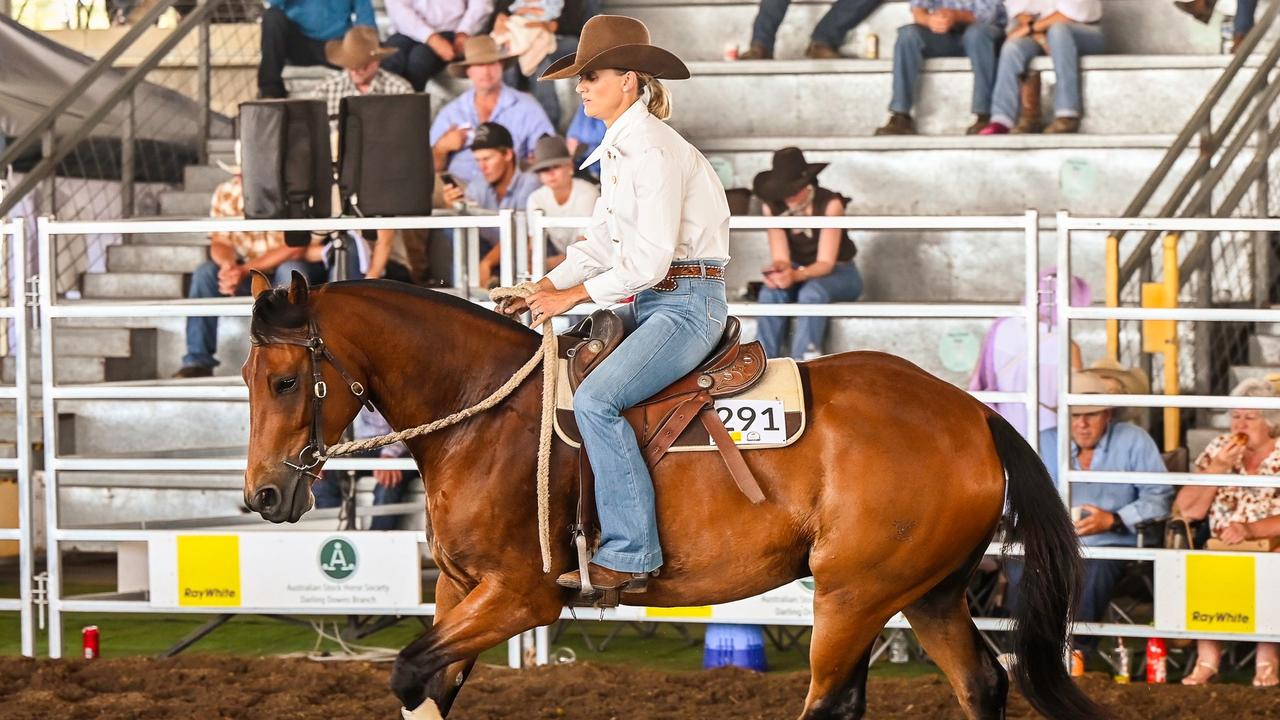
[0,0,225,219]
[1112,0,1280,290]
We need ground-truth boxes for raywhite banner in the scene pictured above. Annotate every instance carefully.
[1155,551,1280,635]
[148,531,422,610]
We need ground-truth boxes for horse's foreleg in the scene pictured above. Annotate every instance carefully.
[391,578,562,716]
[400,575,479,719]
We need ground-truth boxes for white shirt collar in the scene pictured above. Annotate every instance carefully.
[579,100,649,170]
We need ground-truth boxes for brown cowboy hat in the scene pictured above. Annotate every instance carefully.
[752,147,828,203]
[529,135,573,172]
[324,26,395,70]
[448,35,517,78]
[540,15,689,82]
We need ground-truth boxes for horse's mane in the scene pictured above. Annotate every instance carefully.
[250,280,536,338]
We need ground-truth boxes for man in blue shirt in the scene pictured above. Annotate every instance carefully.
[259,0,377,98]
[1006,371,1173,647]
[430,36,555,188]
[440,123,542,287]
[874,0,1006,136]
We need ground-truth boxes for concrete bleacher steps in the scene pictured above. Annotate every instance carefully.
[107,243,209,272]
[81,271,185,299]
[615,0,1223,62]
[1,328,157,384]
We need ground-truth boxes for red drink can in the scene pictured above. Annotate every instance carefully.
[1145,638,1166,683]
[82,625,100,659]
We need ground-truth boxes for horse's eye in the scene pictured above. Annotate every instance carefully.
[274,376,298,394]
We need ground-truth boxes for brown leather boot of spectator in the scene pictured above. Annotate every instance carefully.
[805,41,843,59]
[1012,71,1043,133]
[965,114,991,135]
[1044,116,1080,134]
[174,365,213,379]
[1175,0,1216,23]
[874,112,915,135]
[740,42,772,60]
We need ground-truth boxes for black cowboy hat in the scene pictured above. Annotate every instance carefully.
[751,147,828,203]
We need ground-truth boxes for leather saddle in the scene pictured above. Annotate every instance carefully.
[559,309,768,601]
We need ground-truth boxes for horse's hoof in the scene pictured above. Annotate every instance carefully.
[401,699,444,720]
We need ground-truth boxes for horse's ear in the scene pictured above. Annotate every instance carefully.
[287,270,310,305]
[249,270,272,300]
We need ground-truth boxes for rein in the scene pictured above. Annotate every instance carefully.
[251,283,558,572]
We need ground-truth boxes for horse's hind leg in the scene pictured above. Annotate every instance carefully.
[903,573,1008,720]
[799,589,893,720]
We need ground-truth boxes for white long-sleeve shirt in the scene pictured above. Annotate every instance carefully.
[544,100,731,304]
[1005,0,1100,24]
[386,0,493,43]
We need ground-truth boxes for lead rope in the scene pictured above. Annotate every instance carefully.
[316,282,557,573]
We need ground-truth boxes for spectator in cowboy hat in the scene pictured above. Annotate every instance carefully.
[1004,369,1172,652]
[258,0,376,98]
[429,35,555,187]
[526,135,600,272]
[382,0,493,91]
[752,147,862,360]
[874,0,1006,135]
[312,26,412,130]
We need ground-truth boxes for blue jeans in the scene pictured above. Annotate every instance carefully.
[756,262,863,359]
[1237,0,1257,37]
[313,449,413,531]
[505,34,579,125]
[889,22,1004,115]
[573,265,729,573]
[989,23,1104,125]
[183,259,326,369]
[1005,557,1126,650]
[751,0,883,52]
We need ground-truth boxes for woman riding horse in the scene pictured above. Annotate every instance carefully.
[501,15,731,596]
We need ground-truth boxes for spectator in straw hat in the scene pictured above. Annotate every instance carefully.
[1004,370,1172,650]
[313,26,412,130]
[430,35,555,187]
[526,135,600,271]
[751,147,861,360]
[258,0,376,98]
[383,0,493,91]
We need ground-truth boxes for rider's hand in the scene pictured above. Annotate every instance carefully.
[526,285,588,325]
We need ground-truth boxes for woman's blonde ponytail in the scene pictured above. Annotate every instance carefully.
[636,72,672,121]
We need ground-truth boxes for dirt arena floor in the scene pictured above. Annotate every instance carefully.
[1,655,1278,719]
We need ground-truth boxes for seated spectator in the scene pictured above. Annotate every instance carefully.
[1005,370,1173,652]
[314,26,412,131]
[313,408,418,530]
[176,166,326,378]
[969,268,1088,437]
[496,0,599,124]
[383,0,492,91]
[1175,377,1280,687]
[1175,0,1254,50]
[566,104,606,179]
[258,0,376,99]
[978,0,1103,135]
[526,135,600,272]
[751,147,862,360]
[429,36,555,187]
[874,0,1005,136]
[440,122,541,286]
[741,0,882,59]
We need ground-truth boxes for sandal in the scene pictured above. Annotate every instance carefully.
[1182,661,1219,685]
[1253,661,1279,688]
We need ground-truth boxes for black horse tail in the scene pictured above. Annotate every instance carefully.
[988,413,1106,720]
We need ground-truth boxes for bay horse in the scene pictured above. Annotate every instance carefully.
[241,272,1103,720]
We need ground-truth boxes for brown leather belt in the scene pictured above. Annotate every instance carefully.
[665,263,725,281]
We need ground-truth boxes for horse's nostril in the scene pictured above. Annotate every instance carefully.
[253,486,281,511]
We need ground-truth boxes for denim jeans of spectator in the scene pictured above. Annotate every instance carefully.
[258,7,334,98]
[751,0,883,53]
[313,448,414,530]
[183,259,326,369]
[890,22,1003,115]
[1005,557,1126,650]
[756,261,863,359]
[1237,0,1258,37]
[572,266,728,573]
[383,31,458,92]
[989,23,1104,125]
[504,34,580,125]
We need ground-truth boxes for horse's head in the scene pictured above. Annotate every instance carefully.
[241,271,371,523]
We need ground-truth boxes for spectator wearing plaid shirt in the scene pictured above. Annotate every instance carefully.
[175,169,326,378]
[874,0,1006,136]
[313,26,414,132]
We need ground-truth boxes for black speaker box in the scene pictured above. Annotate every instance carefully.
[337,93,434,217]
[239,99,332,246]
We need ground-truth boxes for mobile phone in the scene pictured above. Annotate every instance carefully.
[441,173,458,187]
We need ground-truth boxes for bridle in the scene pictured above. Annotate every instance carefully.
[249,321,375,482]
